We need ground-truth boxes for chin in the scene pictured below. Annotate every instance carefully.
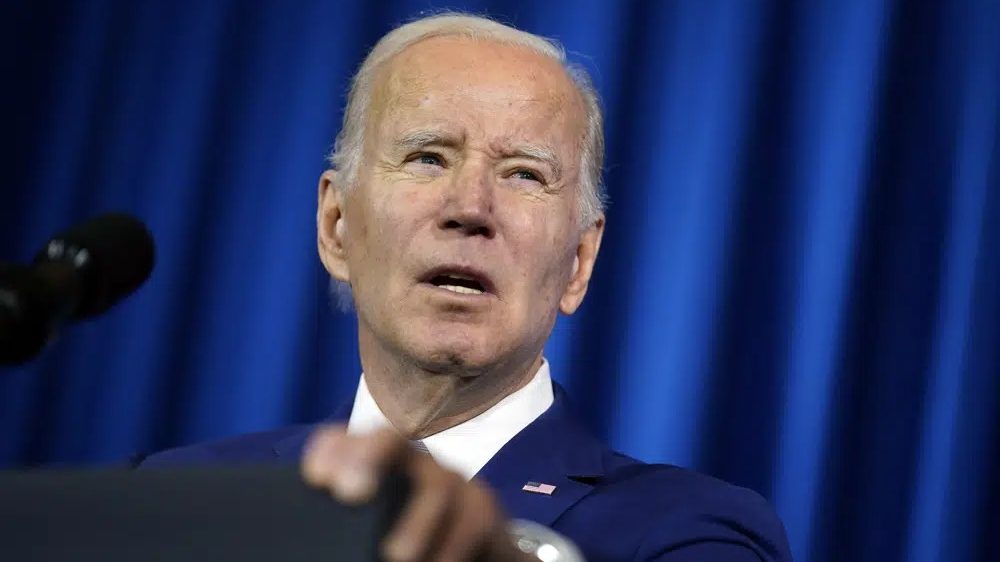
[406,328,503,376]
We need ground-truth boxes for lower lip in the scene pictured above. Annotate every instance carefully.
[419,283,496,302]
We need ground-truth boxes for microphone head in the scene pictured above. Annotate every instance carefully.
[34,213,155,319]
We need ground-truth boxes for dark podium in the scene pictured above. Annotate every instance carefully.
[0,467,408,561]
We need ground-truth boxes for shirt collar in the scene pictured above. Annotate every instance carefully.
[346,361,555,480]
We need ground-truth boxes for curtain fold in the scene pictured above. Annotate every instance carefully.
[1,1,997,561]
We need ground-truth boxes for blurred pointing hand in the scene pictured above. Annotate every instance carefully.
[301,425,534,562]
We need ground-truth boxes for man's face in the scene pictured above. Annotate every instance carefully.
[319,36,603,375]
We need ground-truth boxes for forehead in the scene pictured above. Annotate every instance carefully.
[369,36,586,148]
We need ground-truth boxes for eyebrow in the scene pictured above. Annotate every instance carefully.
[394,129,463,151]
[496,142,563,180]
[393,129,563,179]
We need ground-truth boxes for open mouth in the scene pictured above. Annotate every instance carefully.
[421,267,494,296]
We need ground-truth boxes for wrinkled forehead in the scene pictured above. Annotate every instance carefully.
[367,36,587,154]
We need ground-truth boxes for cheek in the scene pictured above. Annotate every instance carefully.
[508,211,577,298]
[344,195,406,290]
[365,190,426,254]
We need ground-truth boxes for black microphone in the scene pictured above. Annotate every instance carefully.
[0,213,155,365]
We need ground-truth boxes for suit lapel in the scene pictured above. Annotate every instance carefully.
[475,383,607,527]
[272,399,353,460]
[273,382,609,528]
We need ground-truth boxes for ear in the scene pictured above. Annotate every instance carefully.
[317,169,351,283]
[559,215,605,315]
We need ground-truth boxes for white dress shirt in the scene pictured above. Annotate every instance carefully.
[346,360,555,480]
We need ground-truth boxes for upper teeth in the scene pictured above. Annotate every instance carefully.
[439,284,484,295]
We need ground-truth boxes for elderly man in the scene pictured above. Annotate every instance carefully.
[143,13,792,562]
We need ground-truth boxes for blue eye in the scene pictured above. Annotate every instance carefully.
[512,169,541,182]
[413,153,443,166]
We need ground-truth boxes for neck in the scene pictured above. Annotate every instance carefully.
[357,329,543,439]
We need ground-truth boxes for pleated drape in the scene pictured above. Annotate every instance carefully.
[2,2,997,561]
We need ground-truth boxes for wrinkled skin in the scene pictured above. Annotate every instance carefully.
[308,36,605,562]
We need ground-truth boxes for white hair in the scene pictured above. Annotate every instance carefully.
[327,12,607,225]
[327,12,607,311]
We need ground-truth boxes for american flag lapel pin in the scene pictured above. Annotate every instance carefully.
[522,481,557,495]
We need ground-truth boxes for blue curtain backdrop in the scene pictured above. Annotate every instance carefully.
[1,1,998,560]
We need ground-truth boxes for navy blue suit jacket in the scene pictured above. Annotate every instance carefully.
[142,384,792,561]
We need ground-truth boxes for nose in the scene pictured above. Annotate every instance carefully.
[438,159,496,238]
